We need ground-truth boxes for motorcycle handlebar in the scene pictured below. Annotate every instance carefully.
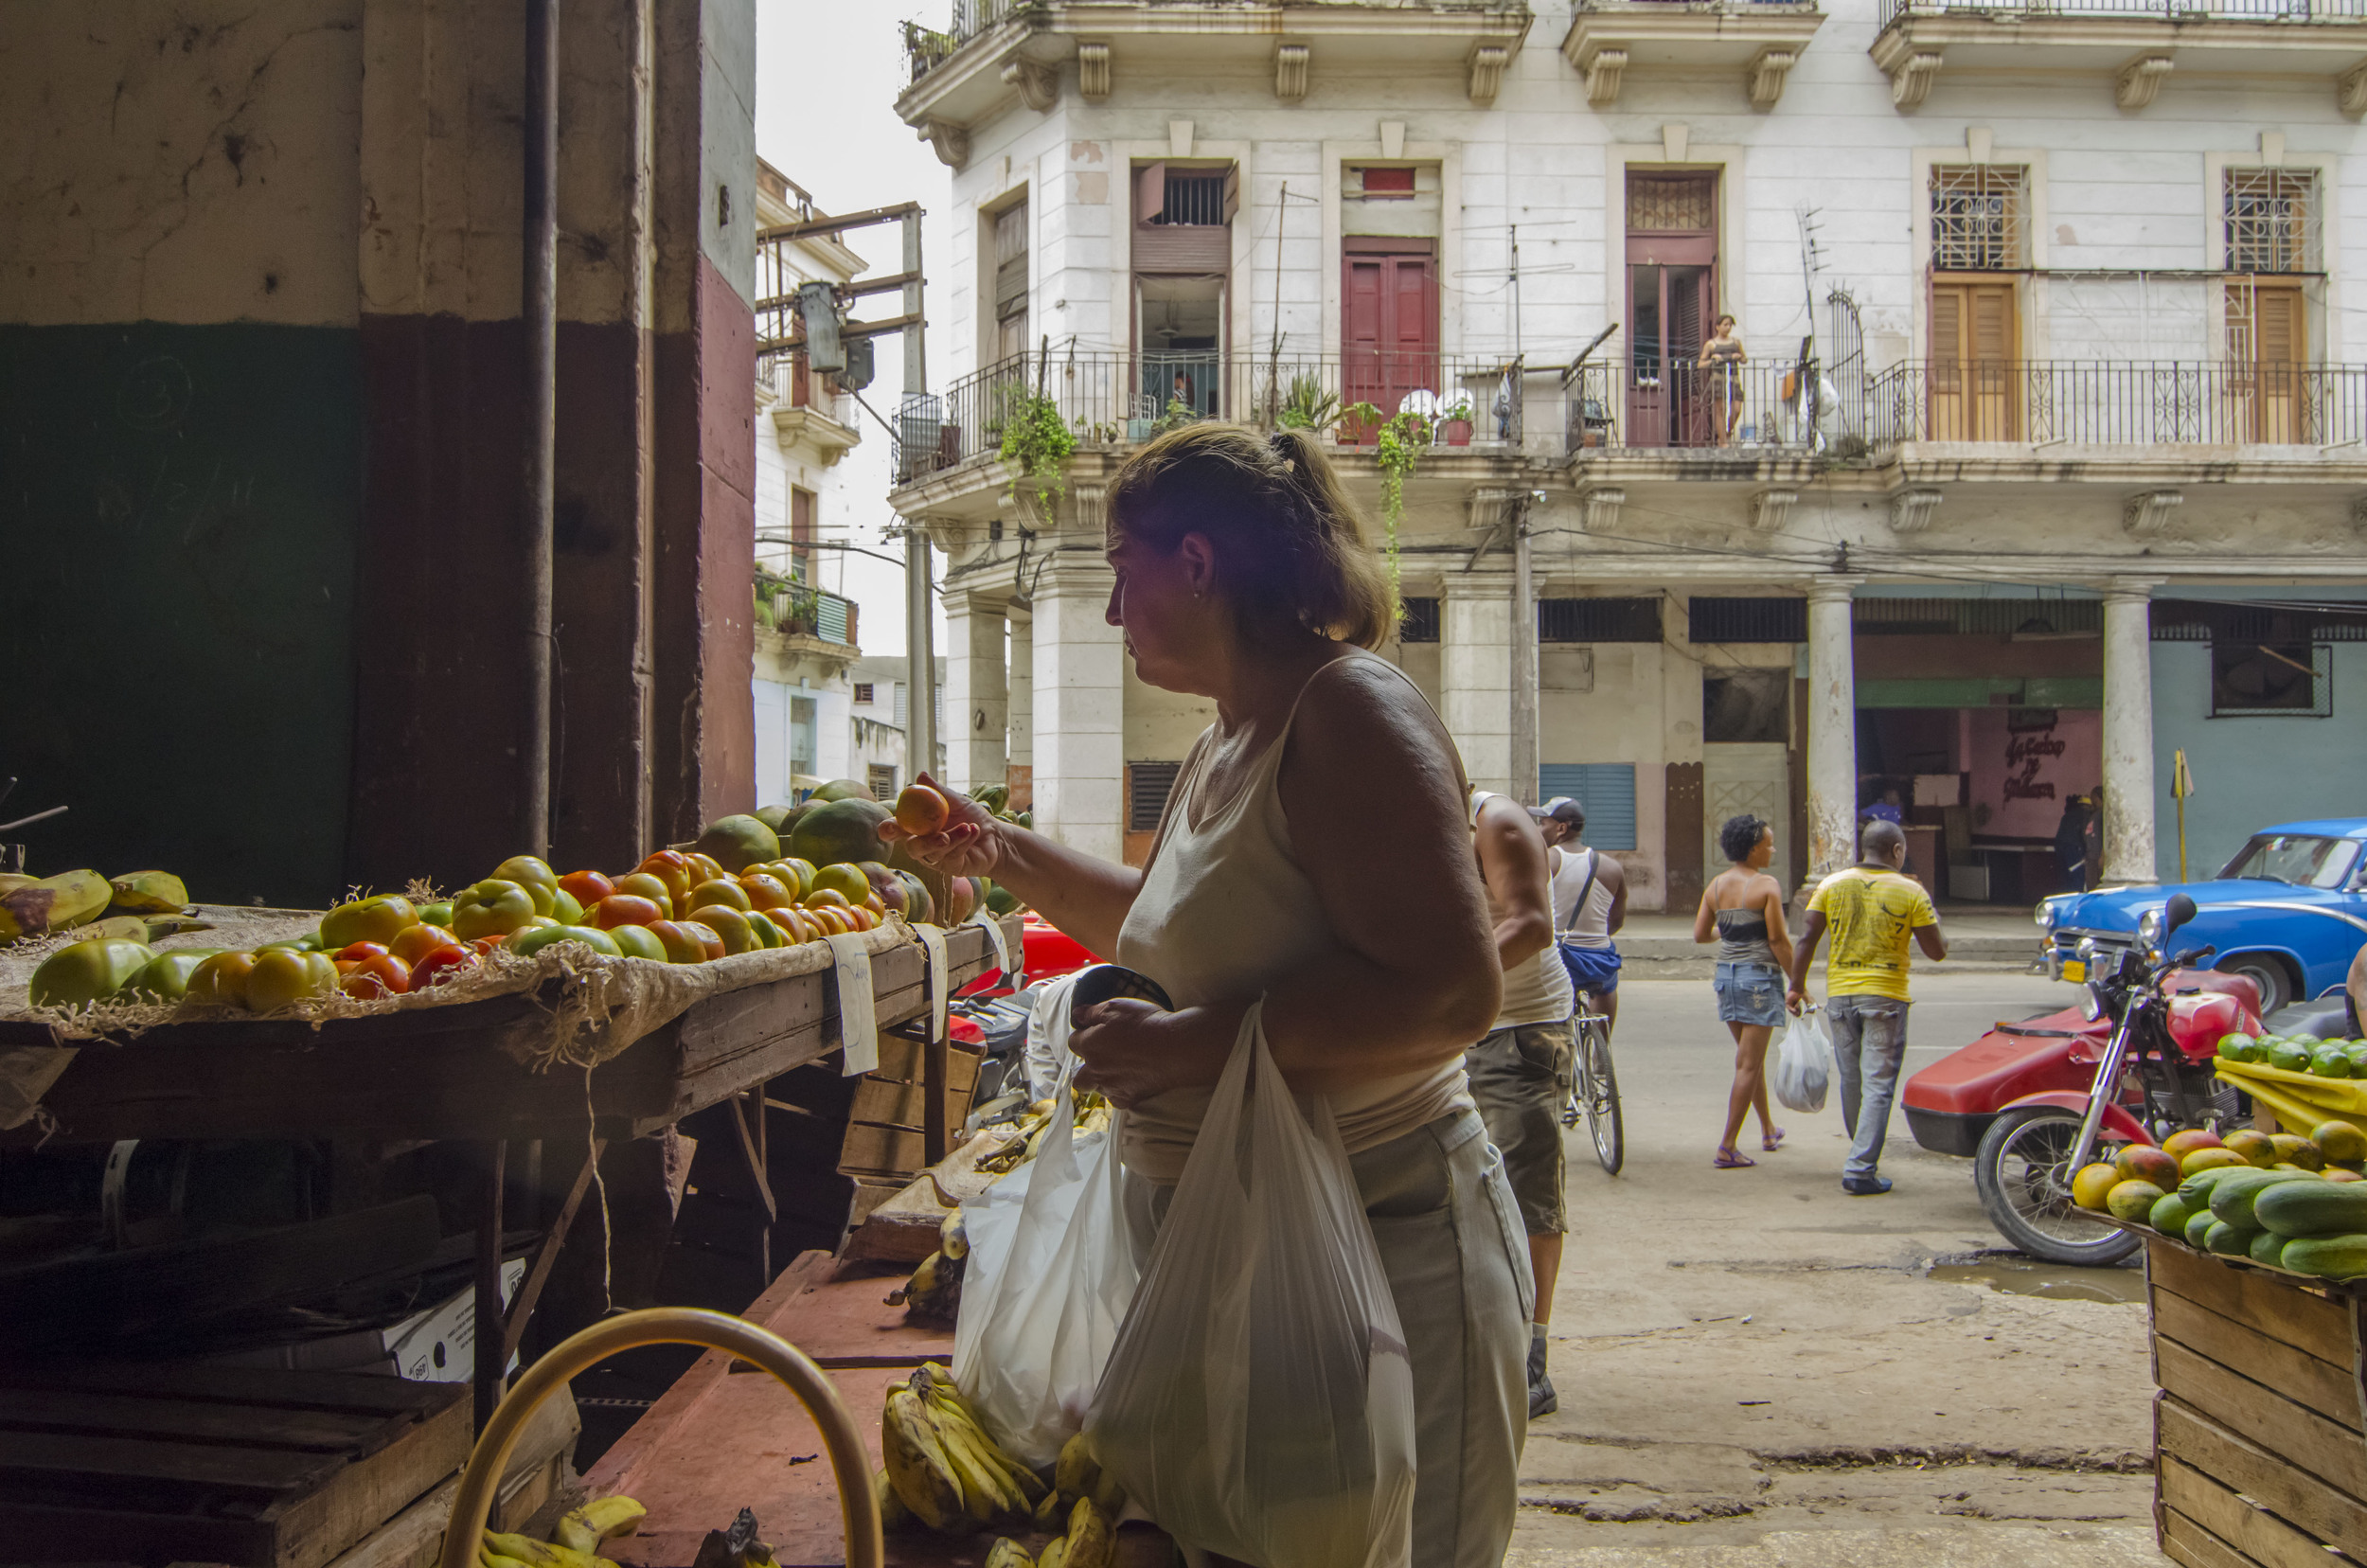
[2159,945,2216,975]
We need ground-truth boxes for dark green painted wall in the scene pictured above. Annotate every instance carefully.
[0,323,360,908]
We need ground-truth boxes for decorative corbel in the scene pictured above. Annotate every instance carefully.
[2340,58,2367,116]
[1466,487,1515,533]
[1468,45,1509,107]
[1582,47,1627,108]
[1888,488,1943,533]
[1077,41,1111,102]
[1070,483,1107,539]
[920,119,970,169]
[1001,59,1059,114]
[1752,489,1800,532]
[2123,490,2183,539]
[1747,47,1799,109]
[2114,55,2173,111]
[1580,488,1627,533]
[1275,43,1309,103]
[1888,52,1941,110]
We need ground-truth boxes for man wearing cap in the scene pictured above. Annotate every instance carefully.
[1535,798,1627,1039]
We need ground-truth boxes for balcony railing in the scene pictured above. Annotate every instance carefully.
[1864,360,2367,448]
[1565,359,1828,453]
[759,350,861,432]
[903,1,1029,85]
[1879,0,2367,27]
[894,348,1526,484]
[756,574,859,646]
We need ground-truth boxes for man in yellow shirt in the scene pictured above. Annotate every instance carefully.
[1785,820,1947,1195]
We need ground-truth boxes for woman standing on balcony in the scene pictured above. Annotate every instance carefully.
[1699,313,1747,445]
[884,422,1526,1568]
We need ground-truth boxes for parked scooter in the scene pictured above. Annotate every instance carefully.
[1903,893,2263,1266]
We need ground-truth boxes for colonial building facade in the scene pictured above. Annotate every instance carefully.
[886,0,2367,932]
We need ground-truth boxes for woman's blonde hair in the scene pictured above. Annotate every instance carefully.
[1104,422,1396,650]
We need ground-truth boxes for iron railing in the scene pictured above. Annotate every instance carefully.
[903,1,1031,84]
[1879,0,2367,27]
[1565,359,1825,452]
[893,348,1526,482]
[758,351,861,432]
[1864,360,2367,448]
[755,573,859,645]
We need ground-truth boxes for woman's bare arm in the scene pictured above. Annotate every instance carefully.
[1072,660,1500,1104]
[1760,876,1795,973]
[881,773,1142,956]
[1692,880,1718,945]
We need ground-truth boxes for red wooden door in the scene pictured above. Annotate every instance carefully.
[1344,241,1438,440]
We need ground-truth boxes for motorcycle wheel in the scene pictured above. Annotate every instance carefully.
[1972,1106,2143,1268]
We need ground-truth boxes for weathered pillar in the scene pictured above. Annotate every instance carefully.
[2100,580,2162,883]
[1442,572,1517,797]
[1032,552,1123,862]
[1509,513,1539,805]
[1006,611,1035,806]
[1804,577,1861,884]
[943,588,1008,794]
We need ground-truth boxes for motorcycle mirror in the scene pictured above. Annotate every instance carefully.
[2163,892,2198,935]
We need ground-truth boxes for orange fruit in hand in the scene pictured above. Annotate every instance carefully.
[895,784,952,836]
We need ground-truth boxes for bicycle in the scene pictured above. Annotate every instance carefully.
[1561,1002,1623,1175]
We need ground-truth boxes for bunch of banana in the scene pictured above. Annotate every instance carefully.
[0,869,111,942]
[881,1363,1046,1533]
[1026,1497,1116,1568]
[979,1093,1111,1176]
[553,1497,647,1555]
[894,1246,964,1324]
[478,1531,614,1568]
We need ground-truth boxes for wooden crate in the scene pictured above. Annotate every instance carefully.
[0,1362,470,1568]
[2145,1237,2367,1565]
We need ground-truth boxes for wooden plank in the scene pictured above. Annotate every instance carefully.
[2149,1238,2358,1365]
[0,1387,389,1450]
[0,1428,343,1490]
[2155,1289,2364,1433]
[873,1033,985,1092]
[839,1122,928,1178]
[2162,1507,2258,1568]
[268,1384,472,1568]
[848,1076,978,1131]
[0,1500,272,1568]
[2156,1339,2367,1501]
[0,1361,463,1417]
[0,1196,441,1351]
[2160,1396,2367,1554]
[2163,1454,2360,1568]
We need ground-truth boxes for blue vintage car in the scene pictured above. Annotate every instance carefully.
[2038,818,2367,1015]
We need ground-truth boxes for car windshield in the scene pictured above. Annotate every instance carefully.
[2216,834,2361,889]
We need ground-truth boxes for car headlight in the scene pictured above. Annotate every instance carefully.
[2034,899,2058,931]
[2076,936,2097,960]
[2138,909,2162,945]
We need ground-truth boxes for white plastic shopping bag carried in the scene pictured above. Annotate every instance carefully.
[1087,1003,1416,1568]
[1772,1005,1832,1114]
[952,1075,1138,1470]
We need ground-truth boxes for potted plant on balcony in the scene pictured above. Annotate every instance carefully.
[998,383,1075,517]
[1438,392,1475,447]
[1273,373,1342,437]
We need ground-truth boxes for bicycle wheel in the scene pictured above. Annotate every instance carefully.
[1578,1017,1624,1175]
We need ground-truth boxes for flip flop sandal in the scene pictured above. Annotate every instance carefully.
[1763,1127,1787,1151]
[1714,1148,1756,1169]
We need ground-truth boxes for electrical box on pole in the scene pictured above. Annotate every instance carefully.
[798,281,845,372]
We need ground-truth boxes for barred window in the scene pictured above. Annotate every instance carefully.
[1689,597,1806,644]
[1931,166,2025,272]
[1153,172,1228,226]
[1397,597,1441,644]
[1627,172,1717,232]
[1129,761,1183,831]
[1539,597,1661,644]
[2225,169,2318,274]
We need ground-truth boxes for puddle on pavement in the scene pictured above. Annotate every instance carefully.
[1925,1253,2145,1305]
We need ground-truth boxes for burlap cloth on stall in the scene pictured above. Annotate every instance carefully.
[0,910,934,1132]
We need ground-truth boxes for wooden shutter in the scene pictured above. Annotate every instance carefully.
[1930,280,2018,439]
[1221,164,1240,223]
[791,487,816,581]
[1134,161,1165,224]
[2251,283,2305,440]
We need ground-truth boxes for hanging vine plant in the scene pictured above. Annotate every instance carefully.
[1347,402,1429,619]
[997,385,1076,516]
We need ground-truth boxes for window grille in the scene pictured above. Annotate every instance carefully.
[853,683,874,704]
[867,764,899,800]
[1153,172,1228,226]
[1398,597,1441,644]
[2153,598,2367,643]
[1688,597,1806,643]
[1931,166,2025,272]
[1539,597,1662,644]
[1626,173,1717,233]
[2211,642,2331,718]
[2225,169,2318,274]
[1855,597,2102,637]
[1129,761,1183,831]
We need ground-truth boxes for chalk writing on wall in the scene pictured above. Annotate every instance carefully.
[2003,709,2066,804]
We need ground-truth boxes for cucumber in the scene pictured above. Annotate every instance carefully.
[2177,1166,2249,1204]
[2207,1168,2324,1228]
[2149,1193,2195,1236]
[2204,1220,2262,1256]
[2249,1228,2290,1267]
[2275,1234,2367,1280]
[2185,1207,2220,1249]
[2253,1180,2367,1239]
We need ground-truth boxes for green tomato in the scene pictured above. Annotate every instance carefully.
[608,924,667,962]
[123,948,222,1002]
[419,900,455,928]
[550,887,584,924]
[507,923,622,958]
[451,879,540,939]
[29,938,156,1007]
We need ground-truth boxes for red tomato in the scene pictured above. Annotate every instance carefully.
[335,941,390,963]
[410,944,480,989]
[341,953,414,999]
[592,893,665,929]
[390,924,460,965]
[675,919,725,960]
[636,850,695,905]
[558,869,614,907]
[471,935,506,957]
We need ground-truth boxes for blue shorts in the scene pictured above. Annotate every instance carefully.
[1558,942,1621,996]
[1714,960,1787,1026]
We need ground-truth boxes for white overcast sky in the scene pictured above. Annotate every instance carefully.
[755,1,956,655]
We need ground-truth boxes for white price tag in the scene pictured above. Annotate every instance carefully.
[825,931,879,1076]
[915,923,951,1042]
[968,909,1015,986]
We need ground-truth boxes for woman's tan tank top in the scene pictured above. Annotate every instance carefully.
[1113,653,1475,1183]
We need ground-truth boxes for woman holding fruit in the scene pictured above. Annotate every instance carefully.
[884,422,1527,1568]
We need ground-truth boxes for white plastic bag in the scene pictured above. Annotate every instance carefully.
[1772,1006,1831,1114]
[1087,1004,1416,1568]
[953,1077,1138,1470]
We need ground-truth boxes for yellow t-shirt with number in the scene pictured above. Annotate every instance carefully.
[1807,866,1938,1001]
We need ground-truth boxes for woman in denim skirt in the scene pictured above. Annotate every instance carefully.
[1692,814,1796,1168]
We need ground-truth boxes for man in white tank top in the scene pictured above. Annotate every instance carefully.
[1466,790,1575,1419]
[1536,797,1628,1039]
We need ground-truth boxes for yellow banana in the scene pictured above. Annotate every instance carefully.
[554,1495,646,1554]
[985,1539,1036,1568]
[936,1411,1020,1521]
[882,1388,965,1532]
[1090,1463,1125,1517]
[876,1466,912,1531]
[483,1535,563,1567]
[1038,1538,1068,1568]
[0,869,110,942]
[940,1207,969,1260]
[106,870,187,913]
[1033,1488,1064,1531]
[1054,1431,1100,1506]
[1065,1498,1114,1568]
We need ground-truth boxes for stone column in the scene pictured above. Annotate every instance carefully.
[2100,580,2162,883]
[1006,610,1034,802]
[1804,577,1861,884]
[942,589,1007,794]
[1442,572,1517,796]
[1031,553,1124,862]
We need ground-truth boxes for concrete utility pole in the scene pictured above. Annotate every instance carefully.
[1509,494,1539,805]
[902,211,936,791]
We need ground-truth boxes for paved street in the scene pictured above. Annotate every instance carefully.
[1518,973,2164,1567]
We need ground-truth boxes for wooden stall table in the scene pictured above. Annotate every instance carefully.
[0,917,1022,1432]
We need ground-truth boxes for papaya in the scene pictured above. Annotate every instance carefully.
[2184,1207,2220,1249]
[2315,1120,2367,1166]
[2149,1192,2196,1236]
[810,778,878,802]
[2253,1180,2367,1239]
[787,798,892,867]
[2270,1134,2325,1170]
[2249,1228,2291,1267]
[2207,1167,2323,1228]
[2277,1234,2367,1280]
[2072,1163,2122,1211]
